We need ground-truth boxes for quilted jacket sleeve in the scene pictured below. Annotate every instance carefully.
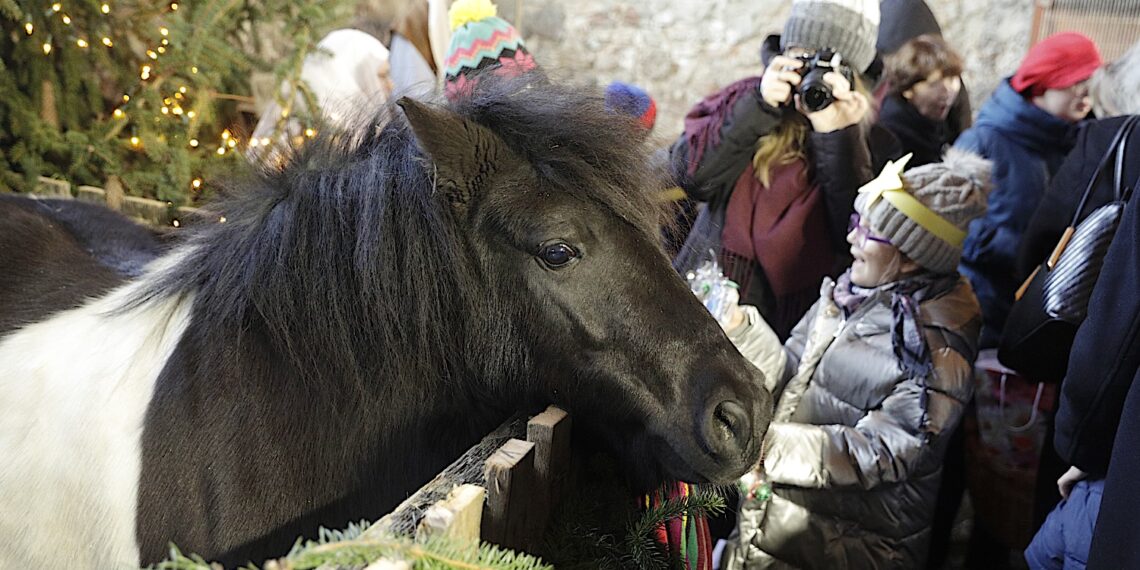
[762,341,974,490]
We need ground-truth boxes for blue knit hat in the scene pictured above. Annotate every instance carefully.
[604,82,657,131]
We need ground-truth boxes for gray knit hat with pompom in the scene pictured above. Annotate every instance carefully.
[855,148,992,274]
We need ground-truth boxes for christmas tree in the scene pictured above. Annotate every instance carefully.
[0,0,351,205]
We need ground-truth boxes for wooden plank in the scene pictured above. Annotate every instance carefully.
[416,483,486,542]
[122,196,169,226]
[34,176,71,199]
[481,438,536,550]
[76,185,106,204]
[366,414,528,540]
[525,405,571,545]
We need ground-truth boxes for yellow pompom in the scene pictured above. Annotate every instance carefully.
[449,0,498,31]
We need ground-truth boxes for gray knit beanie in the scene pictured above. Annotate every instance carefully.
[782,0,880,73]
[855,148,992,274]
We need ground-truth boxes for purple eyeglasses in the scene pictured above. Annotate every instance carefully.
[848,213,892,246]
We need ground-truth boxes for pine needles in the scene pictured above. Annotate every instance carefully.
[0,0,352,203]
[147,524,553,570]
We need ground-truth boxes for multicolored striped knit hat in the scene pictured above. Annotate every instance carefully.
[443,0,536,100]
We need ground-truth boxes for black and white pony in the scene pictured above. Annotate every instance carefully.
[0,75,771,569]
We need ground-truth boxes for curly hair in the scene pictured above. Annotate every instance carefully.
[885,34,964,97]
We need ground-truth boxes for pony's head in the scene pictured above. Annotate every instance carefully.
[397,76,772,486]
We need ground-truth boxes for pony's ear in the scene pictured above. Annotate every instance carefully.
[397,97,509,209]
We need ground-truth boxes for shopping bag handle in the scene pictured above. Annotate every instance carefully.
[998,373,1045,433]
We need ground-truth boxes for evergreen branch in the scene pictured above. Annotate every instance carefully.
[0,0,21,21]
[628,487,728,538]
[148,527,553,570]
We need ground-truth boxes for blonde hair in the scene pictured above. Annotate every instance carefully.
[752,73,871,187]
[752,117,809,186]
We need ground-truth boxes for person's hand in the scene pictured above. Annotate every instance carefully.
[716,285,746,333]
[759,56,804,108]
[800,71,870,132]
[1057,466,1088,500]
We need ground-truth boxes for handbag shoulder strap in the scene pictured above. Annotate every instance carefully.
[1072,115,1140,225]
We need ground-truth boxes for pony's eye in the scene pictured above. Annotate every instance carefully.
[538,242,579,269]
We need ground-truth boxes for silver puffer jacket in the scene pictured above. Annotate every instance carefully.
[722,275,981,570]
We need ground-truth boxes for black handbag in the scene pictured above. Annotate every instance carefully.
[998,115,1140,382]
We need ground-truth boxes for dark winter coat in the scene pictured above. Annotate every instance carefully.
[877,94,961,168]
[953,78,1078,347]
[1018,115,1140,277]
[722,275,981,569]
[1050,180,1140,569]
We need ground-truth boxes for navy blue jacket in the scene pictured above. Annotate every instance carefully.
[953,79,1077,347]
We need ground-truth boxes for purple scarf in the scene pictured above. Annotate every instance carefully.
[832,270,957,377]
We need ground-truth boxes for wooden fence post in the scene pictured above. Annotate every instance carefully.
[104,176,125,211]
[526,406,571,544]
[481,438,536,550]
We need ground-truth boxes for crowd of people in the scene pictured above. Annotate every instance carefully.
[667,0,1139,568]
[257,0,1139,567]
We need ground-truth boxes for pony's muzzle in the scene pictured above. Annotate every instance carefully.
[702,399,754,464]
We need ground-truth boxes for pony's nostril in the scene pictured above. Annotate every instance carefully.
[714,404,737,438]
[710,400,750,452]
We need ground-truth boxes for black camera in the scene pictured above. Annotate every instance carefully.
[792,49,855,112]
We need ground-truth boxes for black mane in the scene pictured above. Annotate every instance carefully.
[140,75,663,396]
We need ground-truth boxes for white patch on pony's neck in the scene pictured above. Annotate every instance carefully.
[0,249,195,570]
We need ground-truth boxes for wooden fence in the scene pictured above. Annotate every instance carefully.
[20,175,204,227]
[366,405,572,552]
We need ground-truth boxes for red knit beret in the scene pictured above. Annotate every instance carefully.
[1011,32,1103,97]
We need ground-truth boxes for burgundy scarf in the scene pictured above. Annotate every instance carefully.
[721,160,835,297]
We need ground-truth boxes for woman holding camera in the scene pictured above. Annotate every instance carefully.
[670,0,899,340]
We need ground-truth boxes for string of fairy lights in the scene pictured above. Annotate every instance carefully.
[24,0,319,204]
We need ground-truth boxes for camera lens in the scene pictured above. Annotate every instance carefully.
[799,69,833,112]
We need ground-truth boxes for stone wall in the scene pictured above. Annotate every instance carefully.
[520,0,1035,141]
